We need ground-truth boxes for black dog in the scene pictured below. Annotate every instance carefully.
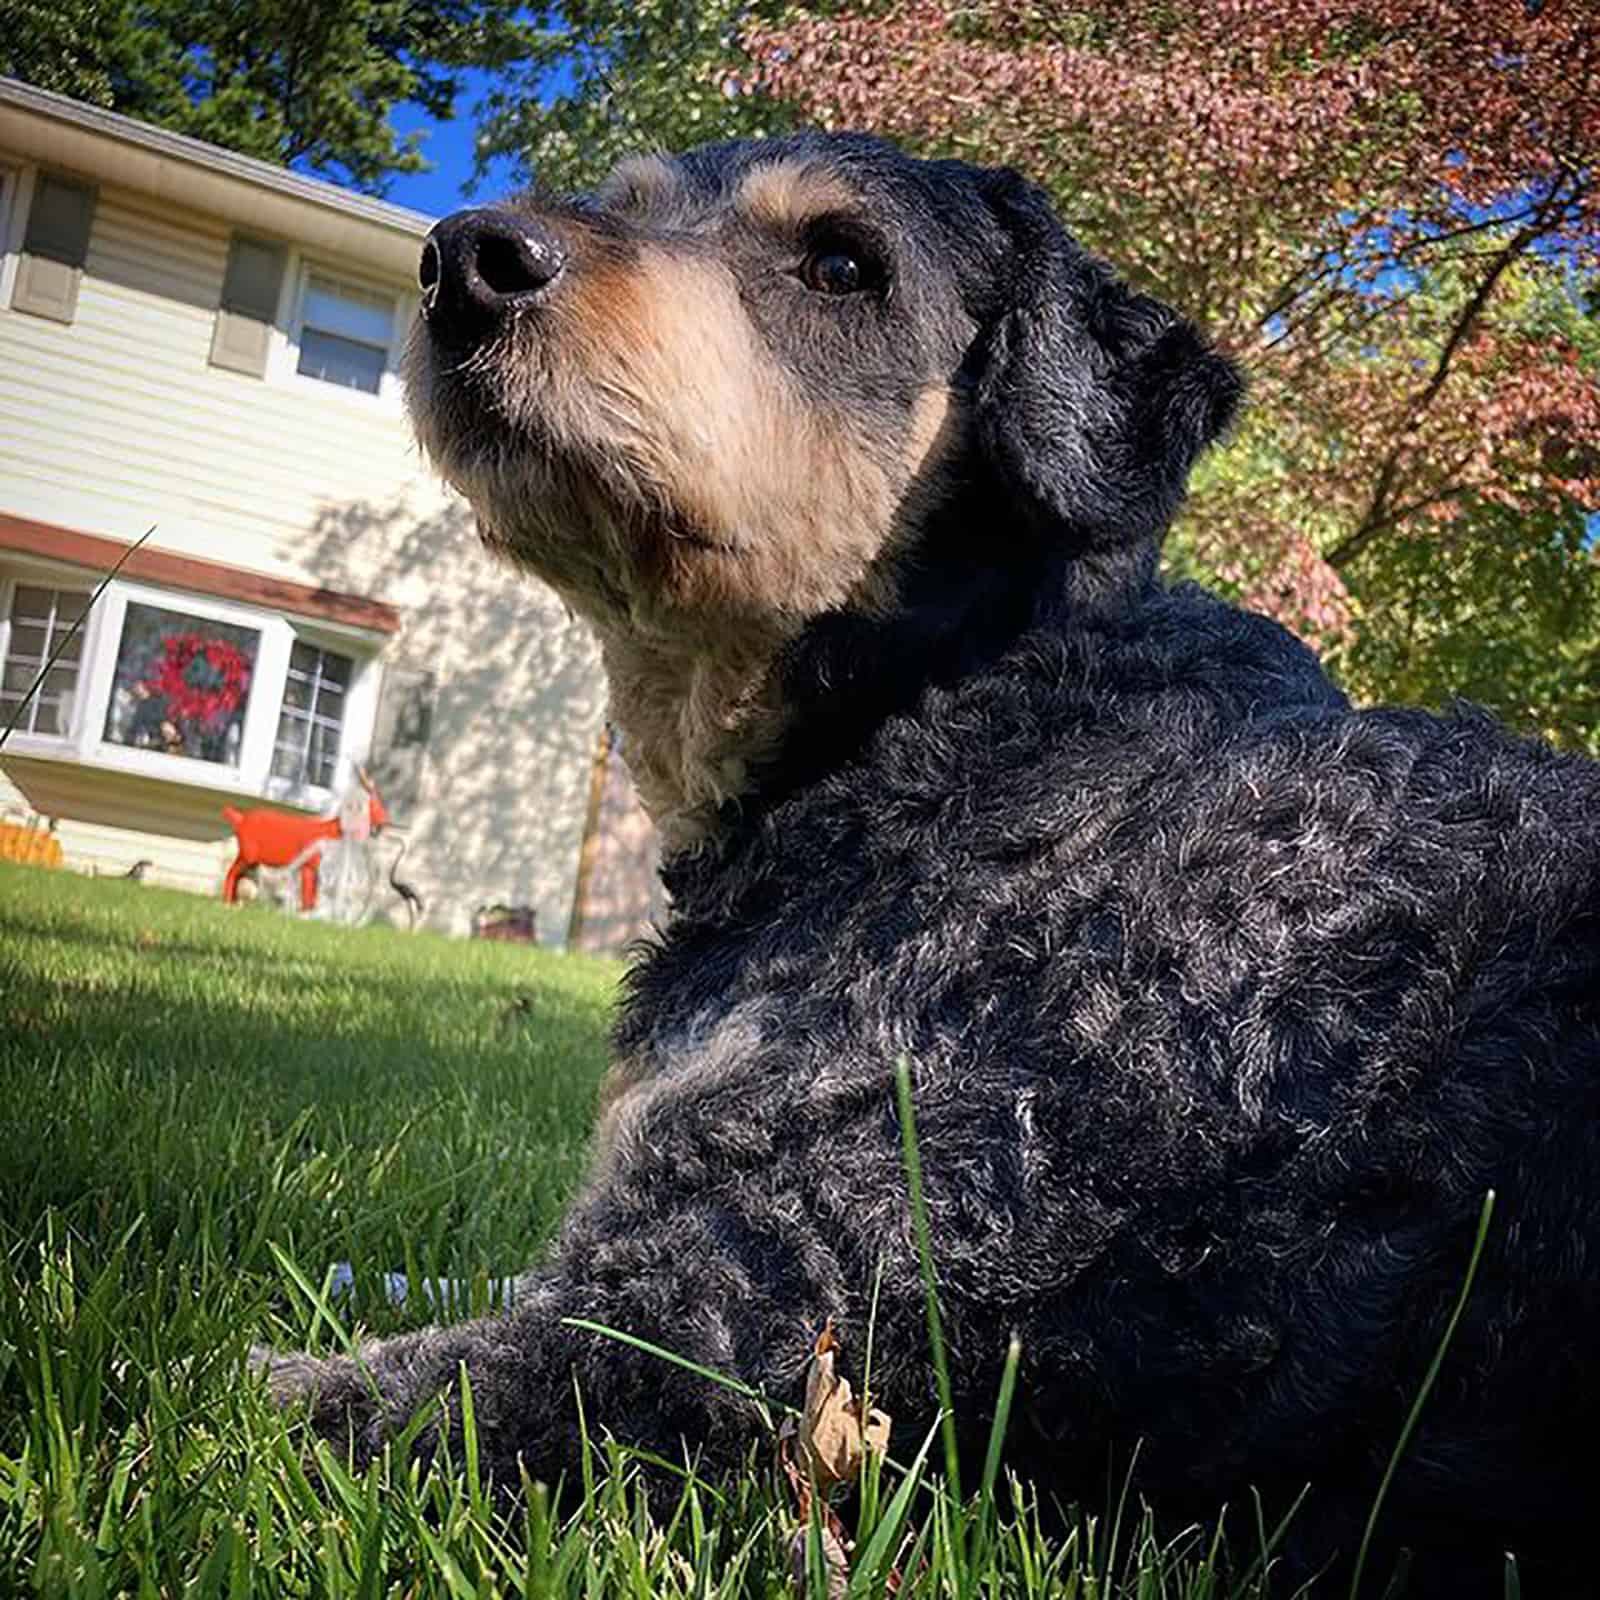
[261,133,1600,1595]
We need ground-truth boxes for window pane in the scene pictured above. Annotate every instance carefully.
[24,174,95,267]
[3,583,85,736]
[303,275,393,344]
[9,624,46,662]
[221,235,287,321]
[271,642,353,788]
[12,586,55,622]
[306,723,332,787]
[102,601,259,767]
[297,328,385,393]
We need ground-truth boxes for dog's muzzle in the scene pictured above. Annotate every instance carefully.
[419,208,566,344]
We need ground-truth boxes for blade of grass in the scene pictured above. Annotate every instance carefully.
[1377,1548,1412,1599]
[857,1255,888,1539]
[893,1057,961,1501]
[1237,1481,1311,1593]
[1348,1188,1497,1600]
[560,1316,786,1431]
[266,1242,365,1363]
[1101,1441,1141,1594]
[848,1415,942,1600]
[1503,1551,1521,1600]
[894,1054,968,1596]
[978,1334,1022,1508]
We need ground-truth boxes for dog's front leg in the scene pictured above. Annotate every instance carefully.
[252,1278,581,1484]
[255,1212,836,1490]
[256,1059,887,1487]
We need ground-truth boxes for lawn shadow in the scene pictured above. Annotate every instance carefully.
[2,887,619,1301]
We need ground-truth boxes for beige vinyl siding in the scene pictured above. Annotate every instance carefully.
[0,184,429,577]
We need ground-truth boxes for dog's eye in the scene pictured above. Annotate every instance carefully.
[797,231,889,297]
[800,250,865,294]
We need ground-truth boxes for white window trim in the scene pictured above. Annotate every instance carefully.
[0,560,384,810]
[0,162,34,312]
[268,250,412,410]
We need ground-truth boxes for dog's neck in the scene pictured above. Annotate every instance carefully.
[594,615,797,855]
[598,528,1158,858]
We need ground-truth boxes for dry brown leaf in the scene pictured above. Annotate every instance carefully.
[794,1319,892,1499]
[780,1321,896,1598]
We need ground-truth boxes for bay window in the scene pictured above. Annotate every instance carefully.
[102,601,261,767]
[0,566,381,805]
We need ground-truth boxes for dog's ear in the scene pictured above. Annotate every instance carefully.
[970,169,1243,550]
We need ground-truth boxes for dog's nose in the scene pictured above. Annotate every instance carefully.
[419,208,566,340]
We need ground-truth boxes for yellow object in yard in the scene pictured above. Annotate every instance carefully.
[0,820,63,868]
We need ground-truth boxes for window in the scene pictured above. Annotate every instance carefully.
[296,273,395,394]
[0,558,383,805]
[1,585,87,736]
[102,601,261,767]
[271,640,352,787]
[367,665,435,820]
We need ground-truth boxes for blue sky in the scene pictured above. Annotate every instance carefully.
[383,68,526,218]
[378,47,583,218]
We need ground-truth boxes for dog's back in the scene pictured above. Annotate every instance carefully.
[615,579,1600,1590]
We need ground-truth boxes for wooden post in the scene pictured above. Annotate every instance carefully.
[567,722,614,950]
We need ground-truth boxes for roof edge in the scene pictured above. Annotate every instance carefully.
[0,75,437,238]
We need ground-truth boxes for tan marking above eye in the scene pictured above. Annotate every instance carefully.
[737,160,862,233]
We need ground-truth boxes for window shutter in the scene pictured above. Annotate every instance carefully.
[13,173,97,324]
[366,665,435,821]
[209,234,287,376]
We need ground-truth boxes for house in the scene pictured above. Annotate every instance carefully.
[0,78,663,944]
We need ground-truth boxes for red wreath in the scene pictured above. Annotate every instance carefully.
[141,631,252,729]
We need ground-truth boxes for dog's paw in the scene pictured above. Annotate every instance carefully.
[249,1344,378,1429]
[250,1343,329,1404]
[250,1343,396,1468]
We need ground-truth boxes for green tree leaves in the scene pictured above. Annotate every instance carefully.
[1,0,539,194]
[471,1,801,195]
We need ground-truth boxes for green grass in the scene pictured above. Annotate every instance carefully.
[1,861,1322,1596]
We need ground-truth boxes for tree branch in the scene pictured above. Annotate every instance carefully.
[1323,195,1569,570]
